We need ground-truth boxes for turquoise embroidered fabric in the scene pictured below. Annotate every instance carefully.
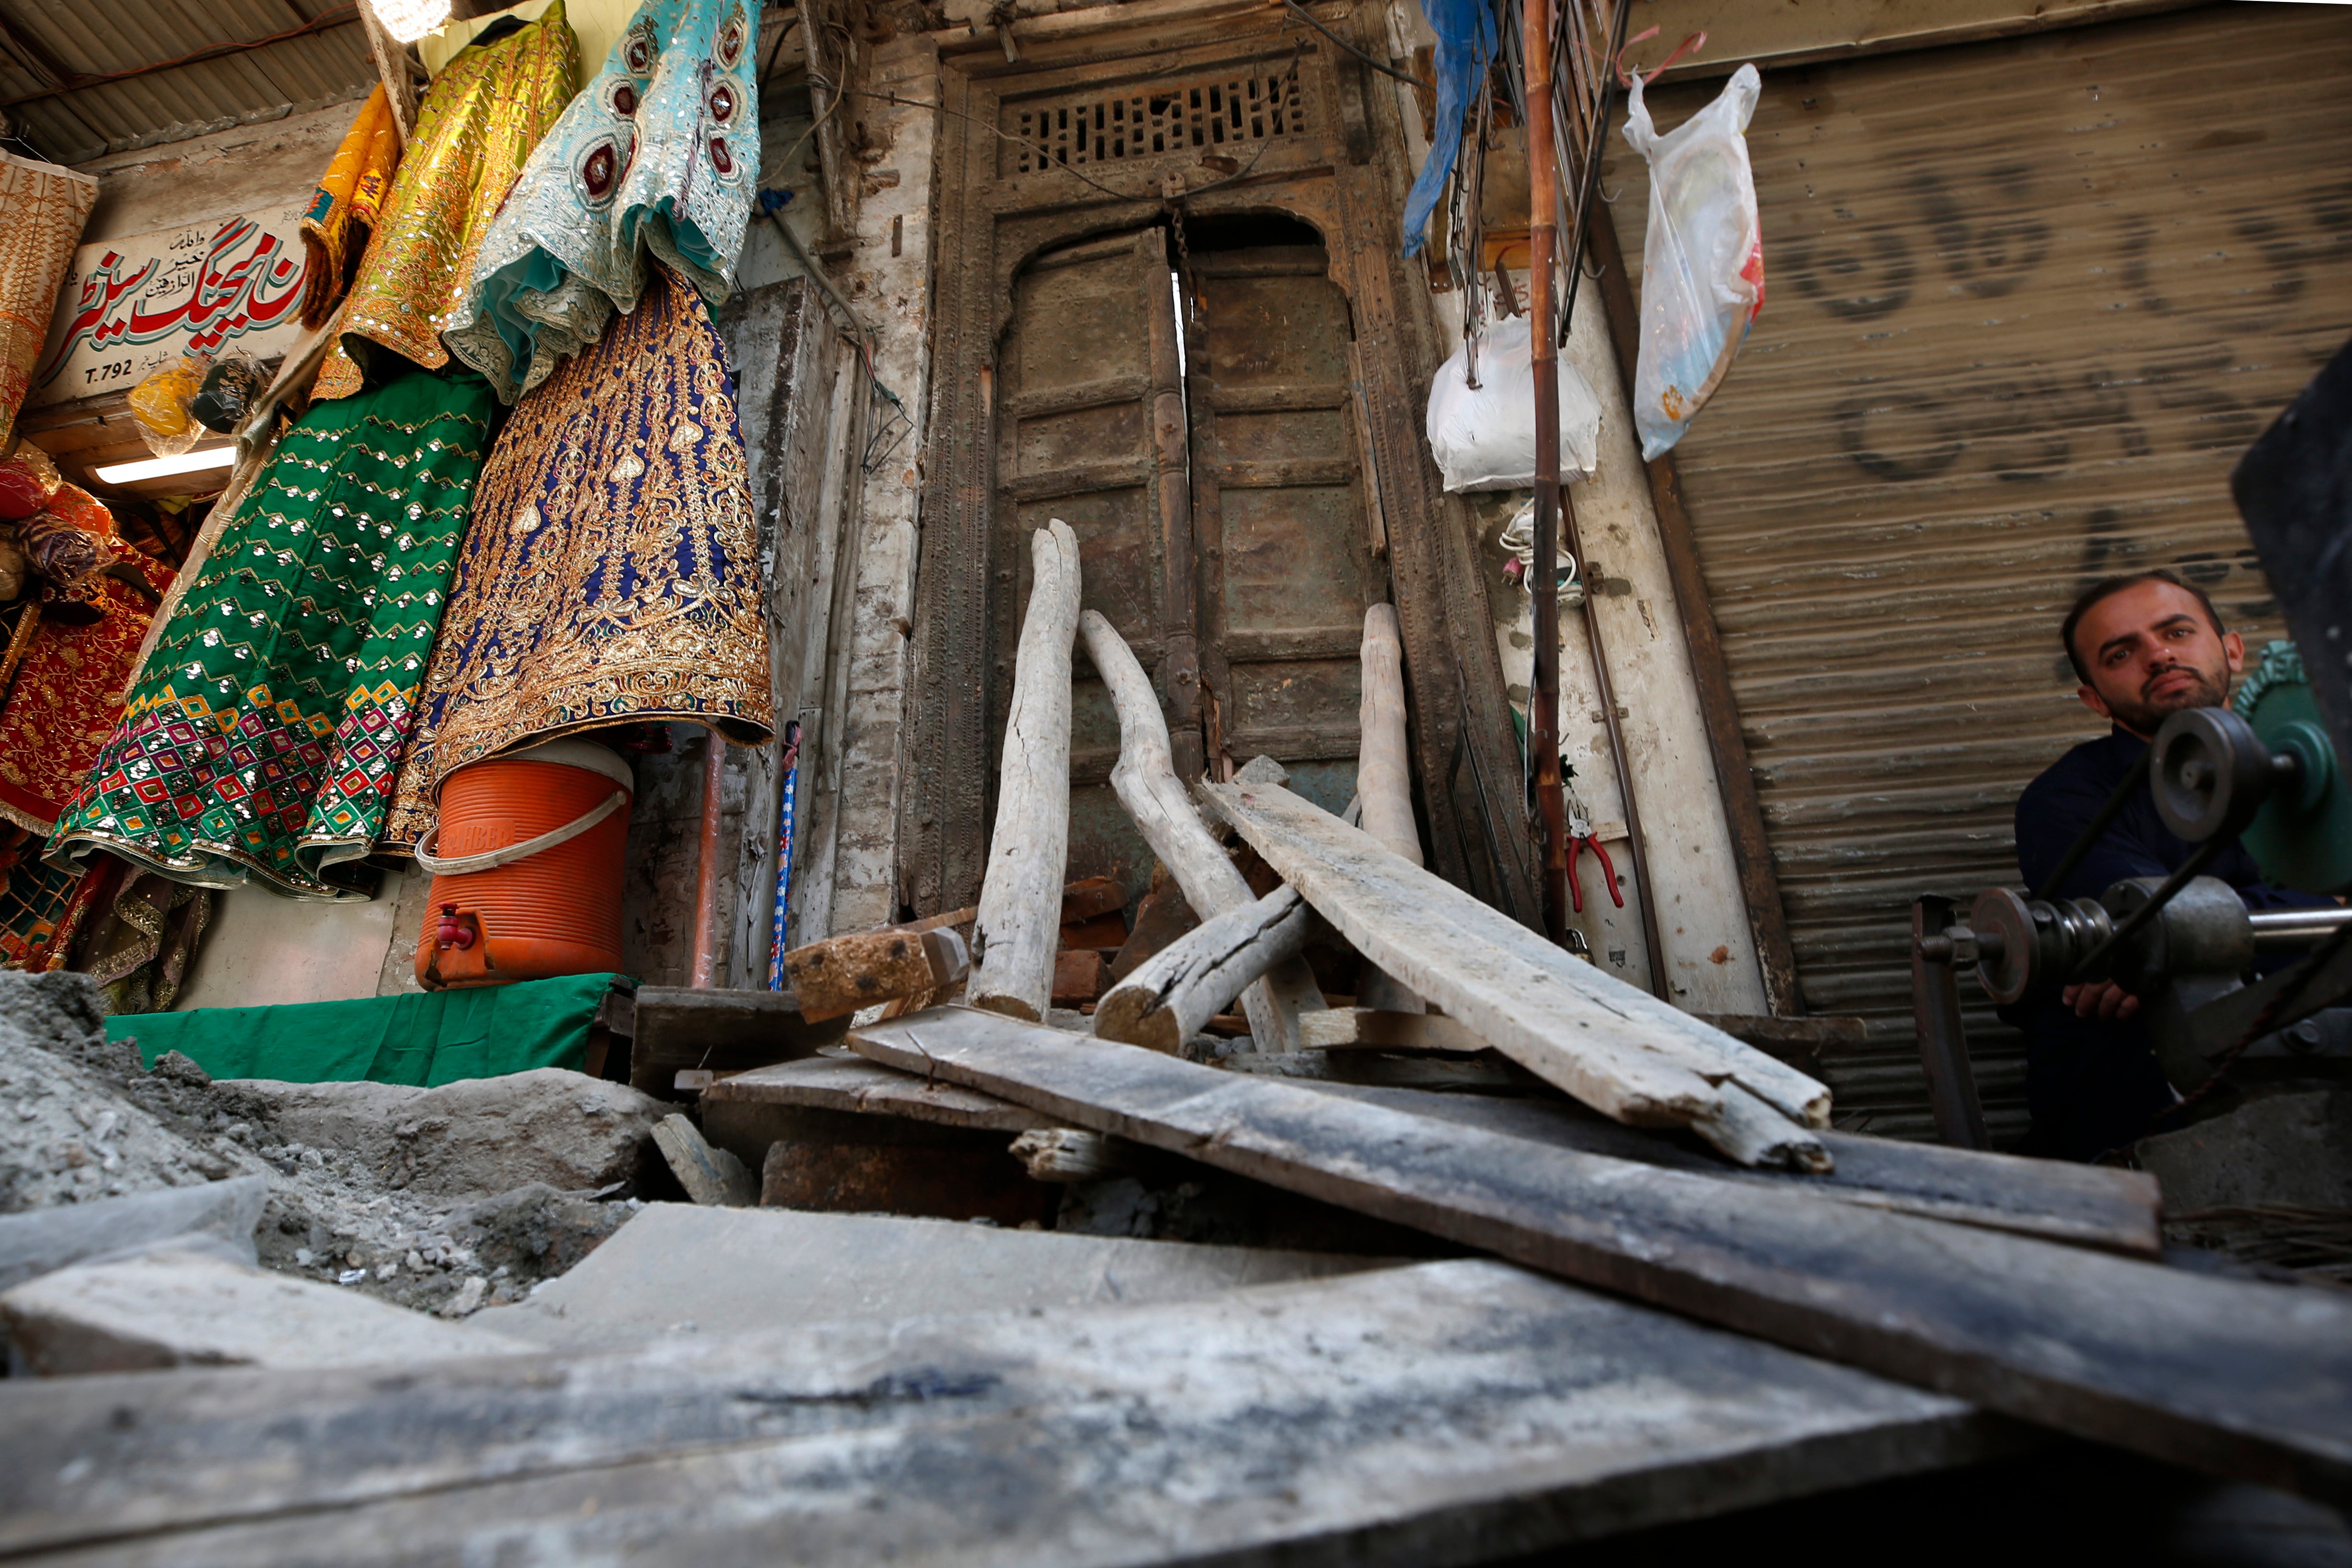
[442,0,761,405]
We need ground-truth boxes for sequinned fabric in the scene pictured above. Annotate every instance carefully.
[443,0,760,404]
[0,827,102,972]
[299,85,405,330]
[0,152,98,450]
[312,6,578,402]
[386,266,771,843]
[0,525,173,835]
[48,370,495,899]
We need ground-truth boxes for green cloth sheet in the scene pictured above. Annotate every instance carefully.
[105,972,625,1086]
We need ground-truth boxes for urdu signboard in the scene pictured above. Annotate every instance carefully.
[32,205,309,409]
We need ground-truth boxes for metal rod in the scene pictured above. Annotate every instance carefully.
[689,726,727,988]
[1910,894,1990,1149]
[1523,0,1570,947]
[2251,908,2352,948]
[1557,0,1631,345]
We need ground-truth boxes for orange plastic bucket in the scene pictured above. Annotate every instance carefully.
[413,739,634,991]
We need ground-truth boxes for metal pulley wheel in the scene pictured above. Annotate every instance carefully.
[2151,705,2276,844]
[2234,642,2352,895]
[1968,887,2114,1005]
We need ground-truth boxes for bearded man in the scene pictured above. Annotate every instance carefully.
[2009,571,2332,1160]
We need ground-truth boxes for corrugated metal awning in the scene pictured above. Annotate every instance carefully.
[1606,3,2352,1140]
[0,0,375,164]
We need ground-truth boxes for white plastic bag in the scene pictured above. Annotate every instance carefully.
[1623,61,1764,461]
[1424,313,1602,492]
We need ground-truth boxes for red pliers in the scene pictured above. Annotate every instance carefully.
[1567,806,1623,915]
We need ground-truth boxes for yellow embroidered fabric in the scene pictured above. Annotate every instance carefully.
[312,5,579,401]
[0,151,97,450]
[383,265,772,845]
[298,85,404,329]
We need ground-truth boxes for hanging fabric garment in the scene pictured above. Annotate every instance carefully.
[47,369,497,899]
[0,527,172,835]
[384,265,772,849]
[75,864,213,1015]
[298,85,406,330]
[0,826,104,972]
[0,151,98,450]
[444,0,761,404]
[1399,0,1495,259]
[310,5,579,402]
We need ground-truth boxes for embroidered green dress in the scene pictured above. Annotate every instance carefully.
[48,369,494,899]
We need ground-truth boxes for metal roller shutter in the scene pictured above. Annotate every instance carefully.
[1608,4,2352,1139]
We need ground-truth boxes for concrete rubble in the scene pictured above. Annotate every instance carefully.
[0,971,655,1318]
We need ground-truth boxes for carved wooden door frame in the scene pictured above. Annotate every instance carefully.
[900,5,1537,923]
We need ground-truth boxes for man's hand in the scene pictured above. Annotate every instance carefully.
[2062,981,2140,1021]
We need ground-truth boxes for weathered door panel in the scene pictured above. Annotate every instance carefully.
[1189,241,1379,806]
[992,229,1190,900]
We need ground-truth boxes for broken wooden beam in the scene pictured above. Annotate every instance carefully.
[650,1114,757,1208]
[1078,610,1323,1049]
[784,927,967,1022]
[846,1006,2352,1502]
[971,519,1082,1020]
[1094,885,1317,1054]
[1354,604,1426,1015]
[0,1260,2001,1562]
[627,987,849,1100]
[704,1053,1054,1134]
[1200,779,1831,1169]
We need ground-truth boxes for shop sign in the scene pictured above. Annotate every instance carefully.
[31,206,309,408]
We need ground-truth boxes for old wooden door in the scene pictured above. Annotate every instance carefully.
[991,217,1380,897]
[991,227,1194,896]
[1184,218,1382,819]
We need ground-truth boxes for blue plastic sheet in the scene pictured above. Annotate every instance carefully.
[1401,0,1497,258]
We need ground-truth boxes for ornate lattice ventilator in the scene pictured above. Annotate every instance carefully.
[1005,71,1310,176]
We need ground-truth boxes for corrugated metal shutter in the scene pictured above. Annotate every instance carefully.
[1607,5,2352,1140]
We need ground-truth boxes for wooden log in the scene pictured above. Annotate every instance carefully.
[784,928,966,1022]
[1094,886,1317,1054]
[1297,1008,1489,1053]
[846,1006,2352,1502]
[1078,610,1323,1049]
[1199,779,1831,1168]
[628,987,849,1100]
[1355,604,1427,1015]
[0,1260,1998,1564]
[968,520,1082,1020]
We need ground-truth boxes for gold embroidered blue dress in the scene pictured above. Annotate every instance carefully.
[442,0,760,404]
[384,265,772,845]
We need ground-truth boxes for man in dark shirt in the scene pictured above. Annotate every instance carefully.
[2011,570,2331,1160]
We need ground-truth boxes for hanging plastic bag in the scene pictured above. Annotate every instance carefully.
[190,352,267,435]
[128,352,212,457]
[1425,313,1602,492]
[1623,62,1764,461]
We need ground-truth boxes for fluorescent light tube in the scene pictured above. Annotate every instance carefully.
[92,447,237,485]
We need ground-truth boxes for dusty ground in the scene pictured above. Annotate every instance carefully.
[0,971,647,1315]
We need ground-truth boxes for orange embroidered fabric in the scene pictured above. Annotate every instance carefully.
[298,85,405,330]
[0,151,98,450]
[312,5,579,400]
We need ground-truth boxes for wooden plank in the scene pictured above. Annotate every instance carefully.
[705,1052,1053,1133]
[971,522,1082,1020]
[1077,610,1324,1048]
[650,1114,756,1208]
[0,1260,2002,1563]
[1200,779,1831,1166]
[628,987,849,1100]
[750,1047,2158,1257]
[1298,1008,1490,1054]
[846,1007,2352,1501]
[1354,604,1426,1015]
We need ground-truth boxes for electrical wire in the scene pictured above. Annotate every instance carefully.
[1276,0,1419,87]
